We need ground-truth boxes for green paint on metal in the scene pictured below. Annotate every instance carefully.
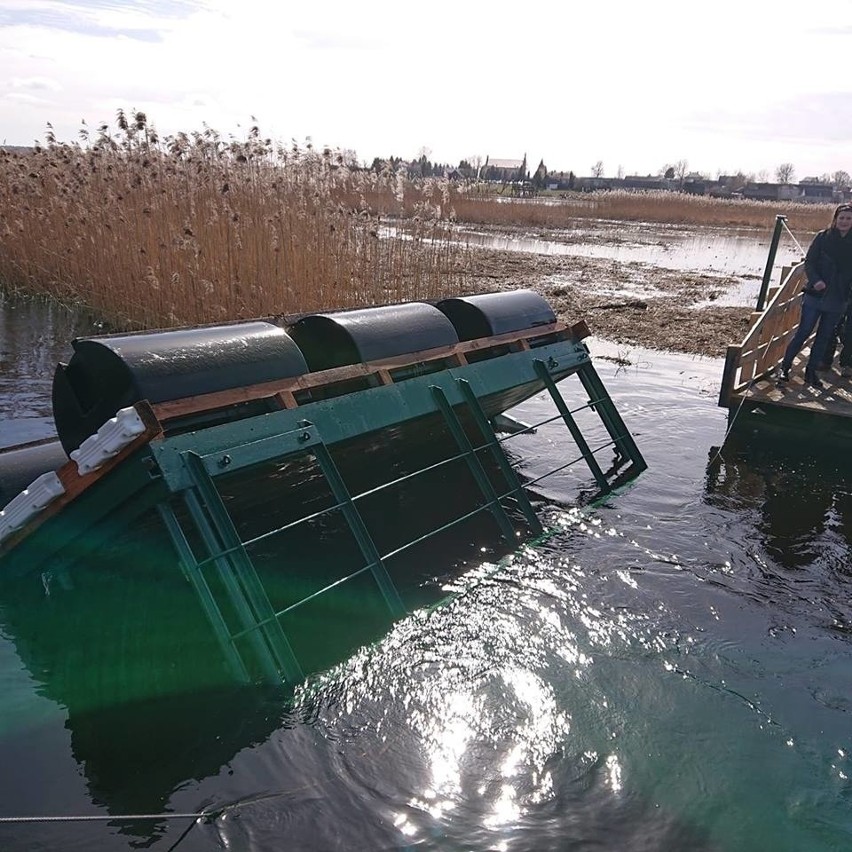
[573,362,647,475]
[312,441,407,619]
[533,358,610,491]
[182,451,304,684]
[157,502,251,683]
[430,384,517,541]
[757,214,787,311]
[456,378,543,536]
[196,423,322,478]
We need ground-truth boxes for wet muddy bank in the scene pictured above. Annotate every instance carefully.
[461,247,754,358]
[451,219,801,357]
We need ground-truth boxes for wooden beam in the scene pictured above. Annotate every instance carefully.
[274,391,298,409]
[152,322,570,422]
[718,345,742,408]
[570,319,592,340]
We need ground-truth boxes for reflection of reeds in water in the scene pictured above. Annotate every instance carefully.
[0,112,473,330]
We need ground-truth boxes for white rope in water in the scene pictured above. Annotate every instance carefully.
[706,372,760,468]
[0,811,210,823]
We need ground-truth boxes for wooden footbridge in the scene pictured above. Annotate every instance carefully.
[719,249,852,438]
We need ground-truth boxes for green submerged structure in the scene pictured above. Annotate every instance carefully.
[0,291,646,692]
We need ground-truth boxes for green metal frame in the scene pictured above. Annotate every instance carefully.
[2,338,647,685]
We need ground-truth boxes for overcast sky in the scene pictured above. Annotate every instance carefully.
[2,0,851,180]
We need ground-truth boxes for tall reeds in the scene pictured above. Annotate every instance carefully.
[0,113,471,330]
[0,112,835,332]
[445,188,833,233]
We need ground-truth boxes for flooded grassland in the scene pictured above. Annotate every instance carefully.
[454,218,807,357]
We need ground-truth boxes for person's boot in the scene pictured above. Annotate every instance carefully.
[778,364,790,382]
[805,370,824,389]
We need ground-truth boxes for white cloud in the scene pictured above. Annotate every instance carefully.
[0,0,850,176]
[9,75,61,90]
[4,91,53,105]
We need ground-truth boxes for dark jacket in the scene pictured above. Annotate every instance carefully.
[803,228,852,313]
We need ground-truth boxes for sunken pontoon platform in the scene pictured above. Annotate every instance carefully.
[0,290,646,685]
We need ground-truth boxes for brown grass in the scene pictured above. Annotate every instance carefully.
[0,113,834,331]
[444,187,833,233]
[0,114,471,330]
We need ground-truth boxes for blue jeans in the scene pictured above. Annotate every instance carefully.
[782,293,845,375]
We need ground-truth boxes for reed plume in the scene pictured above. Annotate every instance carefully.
[0,114,472,330]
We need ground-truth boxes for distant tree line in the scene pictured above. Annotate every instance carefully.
[364,151,852,192]
[369,154,460,177]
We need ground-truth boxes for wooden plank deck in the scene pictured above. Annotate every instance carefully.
[720,259,852,430]
[730,347,852,419]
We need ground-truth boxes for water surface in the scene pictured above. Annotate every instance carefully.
[455,220,807,308]
[0,301,850,852]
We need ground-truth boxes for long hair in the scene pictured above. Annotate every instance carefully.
[829,203,852,229]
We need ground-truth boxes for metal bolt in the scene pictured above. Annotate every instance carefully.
[218,454,232,468]
[299,431,311,442]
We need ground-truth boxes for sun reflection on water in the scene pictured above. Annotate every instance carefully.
[310,503,701,848]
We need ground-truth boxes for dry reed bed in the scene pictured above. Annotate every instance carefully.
[0,116,471,330]
[0,114,835,331]
[447,188,833,233]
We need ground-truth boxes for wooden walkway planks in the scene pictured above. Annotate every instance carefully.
[728,346,852,420]
[720,258,852,426]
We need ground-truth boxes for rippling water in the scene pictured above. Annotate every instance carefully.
[1,297,850,851]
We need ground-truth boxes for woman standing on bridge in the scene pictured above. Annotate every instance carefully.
[780,203,852,388]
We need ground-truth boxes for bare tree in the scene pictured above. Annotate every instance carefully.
[775,162,795,184]
[616,164,624,179]
[833,169,851,186]
[468,154,485,179]
[675,159,689,183]
[591,160,604,178]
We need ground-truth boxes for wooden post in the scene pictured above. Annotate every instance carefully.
[718,345,742,408]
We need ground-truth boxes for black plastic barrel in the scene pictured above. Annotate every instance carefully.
[287,303,459,372]
[435,289,556,341]
[52,322,309,454]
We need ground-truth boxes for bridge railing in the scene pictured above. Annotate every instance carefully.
[718,261,807,407]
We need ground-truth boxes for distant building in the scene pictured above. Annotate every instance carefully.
[545,171,575,191]
[798,183,835,203]
[622,175,670,191]
[482,155,527,183]
[741,182,783,201]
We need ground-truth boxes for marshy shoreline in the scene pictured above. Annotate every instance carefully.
[459,235,756,358]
